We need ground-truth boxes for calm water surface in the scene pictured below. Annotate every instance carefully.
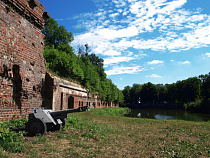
[126,109,210,122]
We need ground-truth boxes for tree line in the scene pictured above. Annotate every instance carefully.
[122,73,210,113]
[43,18,124,105]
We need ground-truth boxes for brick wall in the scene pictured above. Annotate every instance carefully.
[0,0,118,121]
[43,72,119,111]
[0,0,48,121]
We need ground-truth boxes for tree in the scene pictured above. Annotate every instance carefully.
[43,47,72,77]
[43,18,74,48]
[122,86,131,105]
[130,84,142,104]
[140,82,158,103]
[118,90,124,105]
[156,85,167,103]
[199,73,210,110]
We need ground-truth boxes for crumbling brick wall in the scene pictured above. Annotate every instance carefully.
[0,0,49,121]
[0,0,118,121]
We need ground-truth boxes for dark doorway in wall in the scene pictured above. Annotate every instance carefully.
[68,96,74,109]
[41,73,53,109]
[60,93,63,110]
[12,65,22,109]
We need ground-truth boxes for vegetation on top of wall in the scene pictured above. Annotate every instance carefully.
[122,73,210,113]
[43,18,124,105]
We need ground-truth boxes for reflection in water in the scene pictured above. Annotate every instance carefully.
[155,115,174,120]
[137,113,141,117]
[125,109,210,122]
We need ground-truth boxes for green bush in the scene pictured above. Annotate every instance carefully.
[0,119,27,153]
[184,98,203,111]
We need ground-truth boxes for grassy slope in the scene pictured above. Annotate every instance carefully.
[1,108,210,158]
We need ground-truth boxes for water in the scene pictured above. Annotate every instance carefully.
[125,109,210,122]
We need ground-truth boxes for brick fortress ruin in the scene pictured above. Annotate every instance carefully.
[0,0,49,121]
[0,0,118,121]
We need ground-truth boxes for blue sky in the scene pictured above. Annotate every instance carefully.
[39,0,210,90]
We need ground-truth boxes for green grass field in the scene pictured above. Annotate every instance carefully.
[1,108,210,157]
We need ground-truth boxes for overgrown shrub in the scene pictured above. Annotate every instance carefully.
[0,119,27,153]
[184,98,203,111]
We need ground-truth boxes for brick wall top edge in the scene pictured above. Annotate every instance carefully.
[59,83,88,93]
[4,0,48,28]
[47,72,88,90]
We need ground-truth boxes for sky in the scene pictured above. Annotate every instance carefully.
[39,0,210,90]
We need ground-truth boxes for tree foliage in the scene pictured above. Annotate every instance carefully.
[43,18,74,49]
[43,18,123,105]
[122,74,210,113]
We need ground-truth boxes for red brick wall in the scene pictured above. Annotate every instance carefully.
[43,73,119,111]
[0,0,47,121]
[45,75,119,110]
[0,0,118,121]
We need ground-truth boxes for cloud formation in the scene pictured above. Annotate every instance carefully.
[71,0,210,76]
[205,53,210,57]
[148,60,164,65]
[146,74,162,78]
[105,65,142,75]
[178,61,191,64]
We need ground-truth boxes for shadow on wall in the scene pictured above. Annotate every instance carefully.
[41,72,53,109]
[12,65,22,109]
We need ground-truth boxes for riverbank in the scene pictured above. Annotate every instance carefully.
[1,108,210,157]
[125,108,210,122]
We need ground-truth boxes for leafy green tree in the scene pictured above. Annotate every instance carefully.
[130,84,142,104]
[199,73,210,110]
[118,90,124,105]
[165,83,177,103]
[122,86,131,105]
[43,18,74,48]
[156,85,167,103]
[43,47,72,77]
[175,77,201,103]
[88,54,104,69]
[140,82,158,103]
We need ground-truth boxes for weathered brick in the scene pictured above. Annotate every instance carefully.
[0,0,47,121]
[0,0,118,122]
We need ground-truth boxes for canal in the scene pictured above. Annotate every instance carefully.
[125,109,210,122]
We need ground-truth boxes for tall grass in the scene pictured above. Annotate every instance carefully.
[0,108,209,157]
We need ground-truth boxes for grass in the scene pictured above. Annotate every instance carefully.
[1,108,210,157]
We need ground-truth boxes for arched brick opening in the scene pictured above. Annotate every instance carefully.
[68,96,74,109]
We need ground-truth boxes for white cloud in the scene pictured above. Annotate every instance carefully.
[105,65,142,76]
[109,12,120,18]
[96,26,139,40]
[74,0,210,54]
[146,74,162,78]
[70,0,210,75]
[104,56,135,66]
[205,53,210,57]
[148,60,164,65]
[178,61,191,64]
[112,0,127,8]
[104,50,121,56]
